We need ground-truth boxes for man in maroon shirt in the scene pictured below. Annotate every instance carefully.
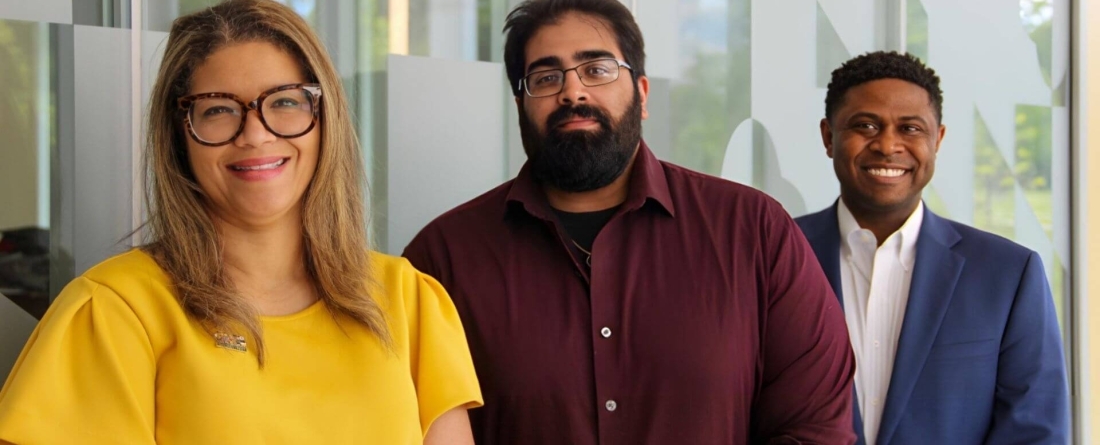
[403,0,855,443]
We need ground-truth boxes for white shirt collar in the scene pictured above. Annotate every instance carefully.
[837,199,924,271]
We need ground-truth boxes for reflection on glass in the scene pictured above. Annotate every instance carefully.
[408,0,479,60]
[668,0,742,175]
[0,19,51,319]
[906,0,928,62]
[815,2,850,88]
[177,0,219,20]
[280,0,319,21]
[1020,0,1054,86]
[1015,0,1064,324]
[0,228,49,319]
[1015,104,1053,237]
[1014,0,1062,319]
[973,109,1015,240]
[165,1,318,29]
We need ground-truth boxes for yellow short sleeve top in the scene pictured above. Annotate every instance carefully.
[0,249,483,444]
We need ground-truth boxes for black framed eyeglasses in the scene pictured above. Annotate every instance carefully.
[519,58,633,98]
[177,83,322,146]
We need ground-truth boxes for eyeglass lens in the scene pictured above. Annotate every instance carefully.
[189,87,317,144]
[524,59,622,97]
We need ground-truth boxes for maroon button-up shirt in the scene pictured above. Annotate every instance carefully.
[404,141,855,445]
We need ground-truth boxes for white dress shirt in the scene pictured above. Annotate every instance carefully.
[837,200,924,445]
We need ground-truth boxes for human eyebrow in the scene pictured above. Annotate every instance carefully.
[573,49,617,62]
[898,115,930,127]
[846,112,881,123]
[526,55,563,74]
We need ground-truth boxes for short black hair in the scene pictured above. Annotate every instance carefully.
[825,51,943,124]
[503,0,645,97]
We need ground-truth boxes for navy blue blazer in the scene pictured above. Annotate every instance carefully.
[795,203,1069,445]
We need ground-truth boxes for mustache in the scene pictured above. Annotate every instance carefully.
[546,105,612,131]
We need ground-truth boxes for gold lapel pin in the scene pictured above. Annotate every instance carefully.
[214,333,248,352]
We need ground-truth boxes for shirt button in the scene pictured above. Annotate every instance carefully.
[605,400,618,412]
[872,398,880,406]
[600,327,612,338]
[874,340,881,347]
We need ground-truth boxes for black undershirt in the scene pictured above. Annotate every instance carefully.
[552,206,619,252]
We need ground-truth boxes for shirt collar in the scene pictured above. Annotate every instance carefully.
[836,199,863,250]
[837,199,924,271]
[504,140,676,221]
[896,201,924,270]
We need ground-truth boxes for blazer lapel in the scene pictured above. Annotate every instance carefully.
[800,204,843,305]
[876,209,964,444]
[798,203,865,444]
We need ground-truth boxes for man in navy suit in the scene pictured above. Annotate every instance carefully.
[796,51,1069,444]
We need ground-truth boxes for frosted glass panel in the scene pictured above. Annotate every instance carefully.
[720,0,871,212]
[0,0,72,24]
[0,20,49,232]
[0,18,62,382]
[385,55,507,253]
[915,0,1069,325]
[72,25,134,274]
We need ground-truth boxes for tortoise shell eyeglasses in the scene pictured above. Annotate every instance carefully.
[177,83,322,146]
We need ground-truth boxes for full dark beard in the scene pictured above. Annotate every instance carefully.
[519,90,643,193]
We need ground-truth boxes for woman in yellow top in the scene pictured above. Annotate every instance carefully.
[0,1,482,443]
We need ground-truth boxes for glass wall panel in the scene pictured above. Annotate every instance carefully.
[0,0,72,25]
[71,25,134,275]
[0,17,53,378]
[0,0,1073,418]
[908,0,1070,327]
[384,55,507,252]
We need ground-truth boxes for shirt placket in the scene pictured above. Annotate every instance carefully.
[865,237,900,445]
[593,242,626,445]
[863,237,887,444]
[545,217,620,443]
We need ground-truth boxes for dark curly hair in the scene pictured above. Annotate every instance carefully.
[503,0,645,98]
[824,51,943,124]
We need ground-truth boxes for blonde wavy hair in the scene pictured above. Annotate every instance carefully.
[144,0,388,365]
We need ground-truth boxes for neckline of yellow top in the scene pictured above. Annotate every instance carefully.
[259,299,326,322]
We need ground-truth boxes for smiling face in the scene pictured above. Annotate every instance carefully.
[822,78,945,218]
[184,41,320,229]
[517,11,649,192]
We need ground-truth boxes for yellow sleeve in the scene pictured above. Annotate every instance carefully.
[0,277,156,444]
[405,269,484,437]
